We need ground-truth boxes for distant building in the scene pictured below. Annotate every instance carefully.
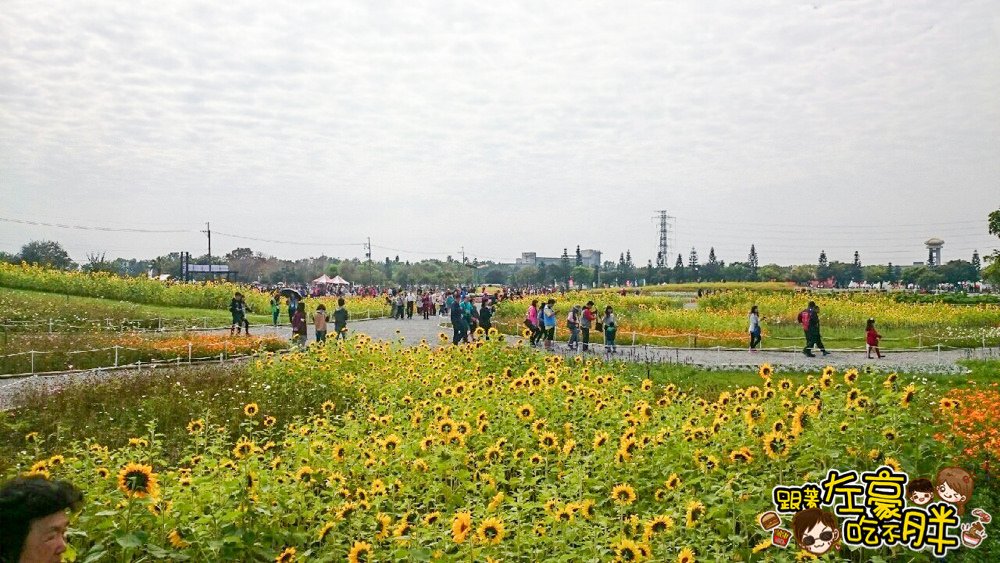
[515,249,602,268]
[925,237,944,267]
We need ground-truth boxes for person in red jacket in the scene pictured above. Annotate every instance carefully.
[866,318,883,359]
[580,301,596,352]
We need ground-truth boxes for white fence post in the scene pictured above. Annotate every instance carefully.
[632,331,637,346]
[48,319,53,333]
[219,352,224,365]
[188,342,193,364]
[30,351,35,374]
[113,346,119,367]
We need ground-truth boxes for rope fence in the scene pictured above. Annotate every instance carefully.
[488,320,999,353]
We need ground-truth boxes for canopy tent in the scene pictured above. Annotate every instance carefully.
[330,275,350,285]
[312,274,334,284]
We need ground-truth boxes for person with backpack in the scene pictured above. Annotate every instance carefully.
[333,297,349,340]
[229,292,249,336]
[566,305,581,351]
[580,301,595,352]
[450,294,468,345]
[479,298,494,338]
[798,301,829,357]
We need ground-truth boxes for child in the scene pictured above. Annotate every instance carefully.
[866,318,883,359]
[907,478,934,505]
[314,304,328,343]
[292,302,308,348]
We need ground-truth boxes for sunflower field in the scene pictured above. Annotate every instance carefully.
[492,289,1000,349]
[5,334,994,562]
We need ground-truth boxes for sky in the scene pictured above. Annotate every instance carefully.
[2,0,998,268]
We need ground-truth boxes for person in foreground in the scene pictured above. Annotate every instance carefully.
[0,476,83,563]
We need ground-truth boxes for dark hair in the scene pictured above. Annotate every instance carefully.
[866,318,875,330]
[316,304,326,311]
[338,298,345,307]
[750,305,759,315]
[807,301,816,308]
[0,477,82,562]
[908,478,933,496]
[296,302,306,313]
[586,301,594,307]
[531,299,538,306]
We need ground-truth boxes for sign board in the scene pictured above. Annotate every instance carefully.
[187,264,230,273]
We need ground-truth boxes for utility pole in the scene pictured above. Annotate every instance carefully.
[201,222,212,275]
[364,237,372,286]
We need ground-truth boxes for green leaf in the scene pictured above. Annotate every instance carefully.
[115,532,144,549]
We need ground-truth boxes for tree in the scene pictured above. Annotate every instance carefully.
[485,269,506,284]
[82,252,116,274]
[20,240,75,270]
[575,245,583,267]
[748,244,759,280]
[688,248,699,269]
[816,250,830,280]
[927,248,936,267]
[938,260,978,284]
[570,265,593,287]
[788,265,817,285]
[984,209,1000,284]
[673,254,685,283]
[513,266,538,287]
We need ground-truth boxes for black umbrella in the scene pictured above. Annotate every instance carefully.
[279,288,303,300]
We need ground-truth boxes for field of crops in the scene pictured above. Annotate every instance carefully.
[4,337,996,561]
[492,289,1000,349]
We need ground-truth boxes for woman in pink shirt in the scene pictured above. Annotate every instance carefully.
[525,299,541,346]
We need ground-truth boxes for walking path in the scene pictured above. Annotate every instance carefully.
[3,316,993,409]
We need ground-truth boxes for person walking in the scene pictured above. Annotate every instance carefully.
[450,295,468,345]
[798,301,829,357]
[292,301,308,348]
[333,297,349,340]
[422,292,432,319]
[229,292,249,336]
[314,304,328,343]
[566,305,581,351]
[525,299,542,347]
[580,301,595,352]
[603,305,618,354]
[542,298,557,350]
[479,298,493,338]
[406,291,415,319]
[270,293,280,327]
[287,294,297,324]
[748,305,762,351]
[866,318,883,359]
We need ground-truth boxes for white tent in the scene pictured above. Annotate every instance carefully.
[330,275,350,285]
[312,274,334,284]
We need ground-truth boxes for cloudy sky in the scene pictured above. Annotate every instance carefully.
[2,0,998,268]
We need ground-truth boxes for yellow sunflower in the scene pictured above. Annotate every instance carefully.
[186,419,205,434]
[274,547,296,563]
[347,541,372,563]
[677,546,697,563]
[167,529,190,549]
[686,500,705,528]
[243,403,259,417]
[612,538,643,562]
[452,511,472,544]
[117,463,159,498]
[762,431,788,460]
[477,517,505,545]
[611,483,637,506]
[758,363,773,379]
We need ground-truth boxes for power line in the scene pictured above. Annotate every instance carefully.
[211,231,365,247]
[0,216,195,233]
